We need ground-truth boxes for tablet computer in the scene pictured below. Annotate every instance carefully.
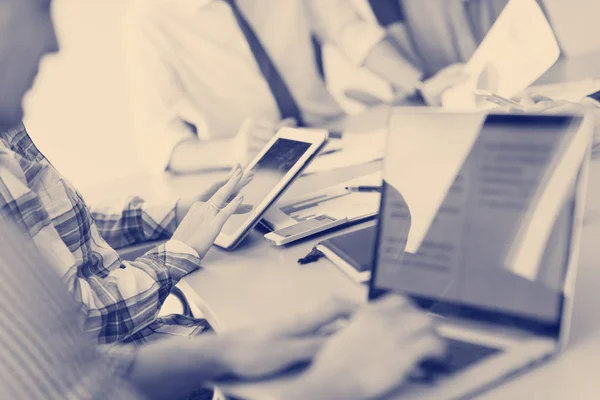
[214,128,328,250]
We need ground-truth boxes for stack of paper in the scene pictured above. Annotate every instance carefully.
[442,0,560,110]
[302,128,387,175]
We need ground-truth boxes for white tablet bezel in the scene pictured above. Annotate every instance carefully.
[214,127,328,250]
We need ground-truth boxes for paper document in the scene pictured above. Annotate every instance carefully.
[384,111,485,253]
[527,79,600,103]
[265,171,382,231]
[302,128,387,175]
[279,172,382,221]
[442,0,560,110]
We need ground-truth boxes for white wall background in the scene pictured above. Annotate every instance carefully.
[542,0,600,57]
[21,0,600,193]
[23,0,140,192]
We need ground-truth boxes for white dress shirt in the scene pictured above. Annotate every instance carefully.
[125,0,385,171]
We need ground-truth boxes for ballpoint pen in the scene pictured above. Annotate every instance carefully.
[345,185,382,193]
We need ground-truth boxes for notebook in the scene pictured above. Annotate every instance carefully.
[302,225,377,283]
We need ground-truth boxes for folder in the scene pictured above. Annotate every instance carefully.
[299,225,377,283]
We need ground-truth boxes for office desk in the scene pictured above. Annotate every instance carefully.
[89,53,600,397]
[177,129,600,400]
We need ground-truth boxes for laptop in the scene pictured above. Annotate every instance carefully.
[368,109,593,399]
[214,109,592,399]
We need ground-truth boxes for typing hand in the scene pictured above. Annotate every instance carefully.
[175,164,254,225]
[284,295,446,400]
[129,298,358,400]
[172,165,249,259]
[214,298,359,381]
[237,117,297,166]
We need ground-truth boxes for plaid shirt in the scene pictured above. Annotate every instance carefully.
[0,124,211,344]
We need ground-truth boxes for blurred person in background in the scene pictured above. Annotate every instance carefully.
[367,0,509,78]
[0,0,259,350]
[324,0,509,107]
[125,0,467,174]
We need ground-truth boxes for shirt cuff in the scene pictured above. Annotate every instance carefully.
[99,344,139,379]
[337,20,387,66]
[145,239,202,282]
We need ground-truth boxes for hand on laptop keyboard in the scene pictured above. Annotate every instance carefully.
[284,295,446,400]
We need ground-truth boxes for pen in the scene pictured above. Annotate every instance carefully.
[318,148,342,157]
[345,185,382,193]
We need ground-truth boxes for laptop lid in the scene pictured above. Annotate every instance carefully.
[369,110,592,343]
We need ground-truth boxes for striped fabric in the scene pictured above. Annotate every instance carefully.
[0,220,143,399]
[0,124,212,344]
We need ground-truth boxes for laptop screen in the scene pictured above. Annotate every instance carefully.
[369,112,586,335]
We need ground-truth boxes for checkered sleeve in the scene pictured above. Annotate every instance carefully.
[0,148,203,344]
[90,196,179,249]
[0,148,54,240]
[66,238,202,344]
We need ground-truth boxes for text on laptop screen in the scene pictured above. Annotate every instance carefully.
[373,114,583,327]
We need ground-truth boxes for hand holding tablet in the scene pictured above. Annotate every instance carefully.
[172,165,251,259]
[175,166,255,225]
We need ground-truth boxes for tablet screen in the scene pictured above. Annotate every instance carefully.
[221,138,312,235]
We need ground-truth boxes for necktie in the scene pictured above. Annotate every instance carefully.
[369,0,405,27]
[224,0,305,126]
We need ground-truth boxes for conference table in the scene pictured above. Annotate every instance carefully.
[95,52,600,398]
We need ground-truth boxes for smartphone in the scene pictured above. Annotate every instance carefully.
[473,89,523,110]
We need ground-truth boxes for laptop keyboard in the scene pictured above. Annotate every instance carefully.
[409,338,501,383]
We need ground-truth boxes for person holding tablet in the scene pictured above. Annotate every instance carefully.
[0,0,259,347]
